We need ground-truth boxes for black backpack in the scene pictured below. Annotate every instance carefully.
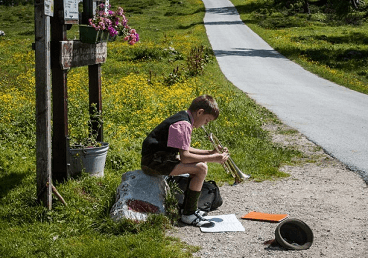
[167,176,223,212]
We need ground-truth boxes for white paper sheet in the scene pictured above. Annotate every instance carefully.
[200,214,245,233]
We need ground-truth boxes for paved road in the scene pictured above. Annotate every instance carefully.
[202,0,368,183]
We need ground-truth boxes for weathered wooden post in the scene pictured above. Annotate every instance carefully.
[51,0,107,182]
[50,0,80,183]
[82,0,97,24]
[35,0,108,208]
[89,64,103,141]
[35,0,53,209]
[84,0,108,142]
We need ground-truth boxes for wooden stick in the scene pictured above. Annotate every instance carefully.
[51,185,68,206]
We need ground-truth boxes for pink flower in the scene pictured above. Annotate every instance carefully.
[108,27,118,37]
[117,7,124,15]
[87,4,139,44]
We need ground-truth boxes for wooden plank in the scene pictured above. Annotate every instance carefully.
[60,41,107,69]
[51,2,69,183]
[35,0,52,209]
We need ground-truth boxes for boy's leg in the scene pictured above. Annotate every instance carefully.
[181,188,201,215]
[169,163,213,227]
[169,162,208,191]
[181,176,192,212]
[180,176,207,217]
[170,163,206,214]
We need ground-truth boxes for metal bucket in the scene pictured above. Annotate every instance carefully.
[68,142,109,178]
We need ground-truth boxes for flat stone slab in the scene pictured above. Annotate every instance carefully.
[110,170,168,221]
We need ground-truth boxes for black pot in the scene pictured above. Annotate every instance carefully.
[275,218,314,250]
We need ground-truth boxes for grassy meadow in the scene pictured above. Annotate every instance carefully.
[0,0,366,257]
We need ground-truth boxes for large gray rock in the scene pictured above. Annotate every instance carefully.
[110,170,168,221]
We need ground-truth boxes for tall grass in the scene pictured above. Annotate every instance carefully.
[0,0,304,256]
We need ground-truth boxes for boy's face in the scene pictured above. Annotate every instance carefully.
[193,109,216,128]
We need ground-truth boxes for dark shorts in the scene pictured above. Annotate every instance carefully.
[141,151,180,176]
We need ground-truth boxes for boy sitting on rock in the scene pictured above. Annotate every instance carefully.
[141,95,229,227]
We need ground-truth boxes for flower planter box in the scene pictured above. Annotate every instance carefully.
[79,25,109,44]
[68,142,109,177]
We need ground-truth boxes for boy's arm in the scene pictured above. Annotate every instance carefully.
[189,146,228,155]
[188,146,215,155]
[179,148,228,164]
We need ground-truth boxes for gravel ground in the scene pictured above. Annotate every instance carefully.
[167,124,368,258]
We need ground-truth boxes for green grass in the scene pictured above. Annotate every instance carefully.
[1,0,353,256]
[230,0,368,94]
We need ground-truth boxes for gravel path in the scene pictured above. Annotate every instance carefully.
[167,124,368,258]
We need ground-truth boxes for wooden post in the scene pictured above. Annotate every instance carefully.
[82,0,95,24]
[48,0,107,183]
[89,64,103,142]
[85,1,104,142]
[34,0,108,208]
[35,0,53,209]
[51,0,69,182]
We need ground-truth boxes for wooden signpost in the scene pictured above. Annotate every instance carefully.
[35,0,107,208]
[35,0,53,209]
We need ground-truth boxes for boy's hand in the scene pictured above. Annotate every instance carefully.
[214,152,230,164]
[220,146,229,154]
[212,145,229,154]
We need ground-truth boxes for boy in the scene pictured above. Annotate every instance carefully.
[141,95,229,227]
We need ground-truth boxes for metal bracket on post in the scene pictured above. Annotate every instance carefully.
[104,0,109,12]
[63,0,80,24]
[44,0,54,17]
